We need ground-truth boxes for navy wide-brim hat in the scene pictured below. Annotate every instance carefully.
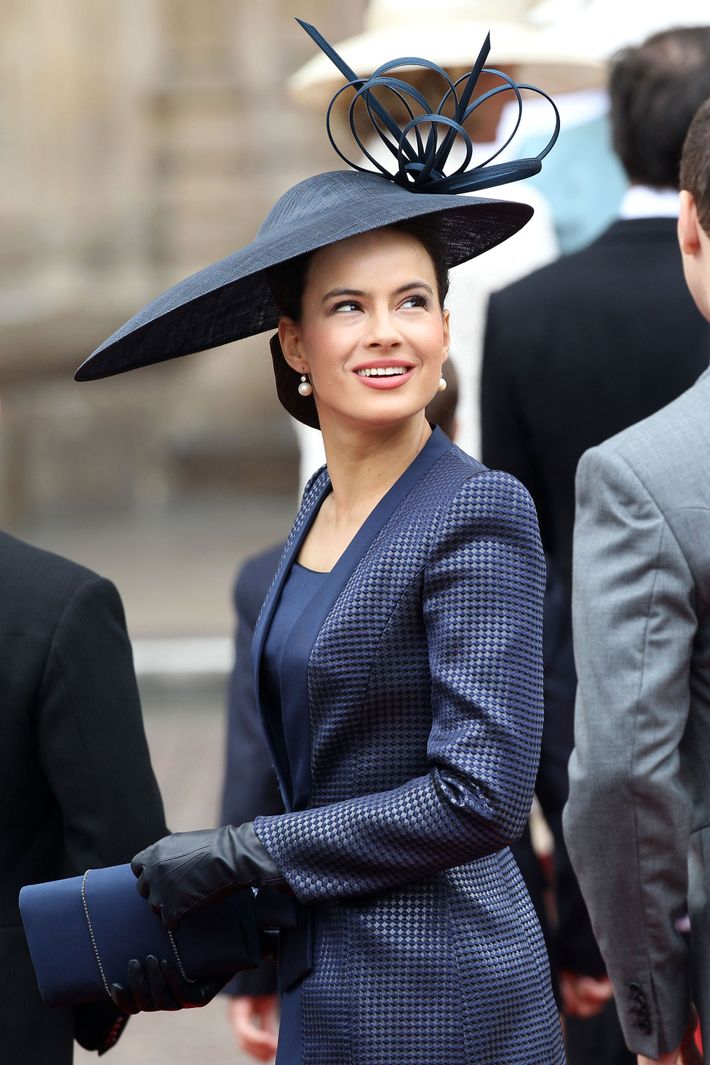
[75,171,531,392]
[75,21,558,430]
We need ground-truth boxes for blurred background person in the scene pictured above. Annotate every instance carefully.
[481,22,710,1065]
[220,361,460,1061]
[519,0,710,253]
[565,96,710,1065]
[0,389,167,1063]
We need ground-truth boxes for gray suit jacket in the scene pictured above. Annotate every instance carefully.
[564,365,710,1060]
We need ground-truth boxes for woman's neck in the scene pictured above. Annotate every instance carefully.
[320,415,431,524]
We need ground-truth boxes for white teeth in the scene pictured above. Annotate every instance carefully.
[357,366,409,377]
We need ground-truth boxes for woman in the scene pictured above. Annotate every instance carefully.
[79,24,564,1065]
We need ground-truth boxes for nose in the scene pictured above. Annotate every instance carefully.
[364,305,402,349]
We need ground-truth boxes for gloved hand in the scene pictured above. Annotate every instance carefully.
[110,955,223,1014]
[74,997,129,1053]
[131,822,285,929]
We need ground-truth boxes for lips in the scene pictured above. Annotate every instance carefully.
[356,366,408,377]
[353,359,415,390]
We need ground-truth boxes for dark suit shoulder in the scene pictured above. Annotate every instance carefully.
[0,530,108,637]
[595,368,710,485]
[490,218,682,310]
[233,543,284,615]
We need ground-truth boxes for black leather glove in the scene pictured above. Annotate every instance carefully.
[131,822,285,929]
[74,998,129,1055]
[110,956,223,1014]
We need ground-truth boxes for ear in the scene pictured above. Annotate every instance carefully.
[678,190,702,256]
[278,318,309,374]
[441,308,450,363]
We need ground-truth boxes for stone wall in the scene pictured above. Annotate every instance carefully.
[0,0,366,523]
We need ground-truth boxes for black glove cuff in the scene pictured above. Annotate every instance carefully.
[232,822,285,886]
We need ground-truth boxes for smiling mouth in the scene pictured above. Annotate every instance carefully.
[355,366,411,377]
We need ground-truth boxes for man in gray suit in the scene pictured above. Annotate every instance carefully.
[564,99,710,1065]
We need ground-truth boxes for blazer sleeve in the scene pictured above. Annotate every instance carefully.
[253,470,546,904]
[563,446,695,1059]
[36,575,167,870]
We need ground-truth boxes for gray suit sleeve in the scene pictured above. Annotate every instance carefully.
[563,446,695,1059]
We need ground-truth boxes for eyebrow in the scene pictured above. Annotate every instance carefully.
[321,281,434,303]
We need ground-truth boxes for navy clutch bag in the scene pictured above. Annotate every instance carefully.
[19,863,261,1007]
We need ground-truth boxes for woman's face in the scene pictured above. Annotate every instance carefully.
[279,229,449,434]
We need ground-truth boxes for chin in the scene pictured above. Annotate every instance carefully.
[353,402,427,430]
[318,388,433,435]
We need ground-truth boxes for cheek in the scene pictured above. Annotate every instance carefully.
[302,321,351,373]
[422,320,447,359]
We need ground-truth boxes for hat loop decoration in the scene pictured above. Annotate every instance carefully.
[298,18,560,195]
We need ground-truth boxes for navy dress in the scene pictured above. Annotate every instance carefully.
[262,561,326,1064]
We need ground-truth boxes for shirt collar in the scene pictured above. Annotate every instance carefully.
[618,185,680,220]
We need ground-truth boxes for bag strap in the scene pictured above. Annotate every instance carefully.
[81,869,196,998]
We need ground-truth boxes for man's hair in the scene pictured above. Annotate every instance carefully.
[610,27,710,189]
[680,98,710,235]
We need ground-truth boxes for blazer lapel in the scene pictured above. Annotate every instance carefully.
[252,426,454,810]
[287,425,453,674]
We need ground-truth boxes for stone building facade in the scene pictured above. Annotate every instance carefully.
[0,0,365,522]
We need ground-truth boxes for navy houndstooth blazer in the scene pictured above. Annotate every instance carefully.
[253,427,564,1064]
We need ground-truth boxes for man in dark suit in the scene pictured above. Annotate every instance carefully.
[1,529,168,1063]
[481,26,710,1065]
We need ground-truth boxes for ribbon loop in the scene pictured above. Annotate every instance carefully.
[297,18,560,195]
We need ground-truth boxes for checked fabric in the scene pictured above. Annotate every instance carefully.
[255,443,564,1064]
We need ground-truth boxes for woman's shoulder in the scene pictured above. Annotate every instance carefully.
[435,442,535,507]
[425,444,540,542]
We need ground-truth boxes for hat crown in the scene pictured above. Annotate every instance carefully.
[365,0,539,31]
[258,170,388,238]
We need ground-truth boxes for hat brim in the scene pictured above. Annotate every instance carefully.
[75,171,531,383]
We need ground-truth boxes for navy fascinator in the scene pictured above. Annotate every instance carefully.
[76,20,558,386]
[298,18,559,195]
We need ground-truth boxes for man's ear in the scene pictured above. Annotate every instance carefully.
[278,318,308,374]
[678,190,701,256]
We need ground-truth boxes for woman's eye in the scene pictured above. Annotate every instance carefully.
[331,300,361,313]
[401,294,429,309]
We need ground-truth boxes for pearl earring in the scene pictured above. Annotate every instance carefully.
[298,374,313,397]
[437,375,447,392]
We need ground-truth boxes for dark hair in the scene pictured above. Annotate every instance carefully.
[610,26,710,189]
[266,216,450,321]
[680,98,710,234]
[424,356,458,439]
